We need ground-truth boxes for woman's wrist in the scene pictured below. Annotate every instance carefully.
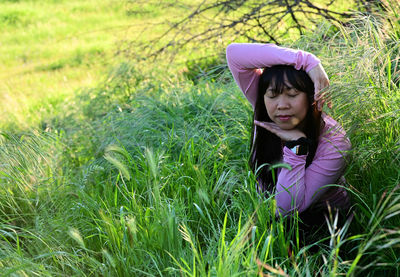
[284,137,312,155]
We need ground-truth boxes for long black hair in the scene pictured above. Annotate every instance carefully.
[250,65,321,192]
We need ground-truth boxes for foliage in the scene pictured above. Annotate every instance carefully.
[130,0,365,58]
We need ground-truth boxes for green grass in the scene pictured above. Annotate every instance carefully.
[0,0,400,276]
[0,0,198,129]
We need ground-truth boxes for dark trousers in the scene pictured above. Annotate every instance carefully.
[286,206,353,250]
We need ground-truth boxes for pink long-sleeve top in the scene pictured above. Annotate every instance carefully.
[226,43,351,216]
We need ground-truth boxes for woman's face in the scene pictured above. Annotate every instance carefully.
[263,81,309,130]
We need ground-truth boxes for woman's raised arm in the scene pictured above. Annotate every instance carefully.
[226,43,322,108]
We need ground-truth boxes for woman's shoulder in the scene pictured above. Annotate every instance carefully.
[318,113,351,152]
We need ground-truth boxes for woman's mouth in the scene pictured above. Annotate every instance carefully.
[277,115,292,121]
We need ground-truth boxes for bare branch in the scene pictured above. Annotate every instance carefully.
[122,0,376,60]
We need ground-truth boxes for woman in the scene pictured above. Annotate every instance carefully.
[226,43,351,223]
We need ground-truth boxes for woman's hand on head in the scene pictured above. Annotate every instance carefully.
[307,63,331,111]
[254,120,306,142]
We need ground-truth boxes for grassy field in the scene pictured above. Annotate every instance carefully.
[0,0,197,129]
[0,0,400,276]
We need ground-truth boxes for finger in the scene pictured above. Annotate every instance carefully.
[254,120,270,130]
[316,86,329,97]
[254,120,265,127]
[314,86,320,100]
[254,121,279,133]
[327,94,333,109]
[318,99,326,111]
[317,87,330,110]
[314,89,324,101]
[254,120,276,127]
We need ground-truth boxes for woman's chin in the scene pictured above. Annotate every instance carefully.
[275,122,297,130]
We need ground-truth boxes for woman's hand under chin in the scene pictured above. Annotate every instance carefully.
[254,120,306,142]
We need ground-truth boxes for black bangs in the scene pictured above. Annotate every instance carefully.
[259,65,315,100]
[260,66,287,96]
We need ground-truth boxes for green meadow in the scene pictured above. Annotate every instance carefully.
[0,0,399,276]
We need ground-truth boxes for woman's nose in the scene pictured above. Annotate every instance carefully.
[277,96,290,109]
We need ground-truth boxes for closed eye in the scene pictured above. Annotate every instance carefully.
[286,88,300,97]
[265,90,278,98]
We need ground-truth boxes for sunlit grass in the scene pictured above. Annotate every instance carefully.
[0,0,198,129]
